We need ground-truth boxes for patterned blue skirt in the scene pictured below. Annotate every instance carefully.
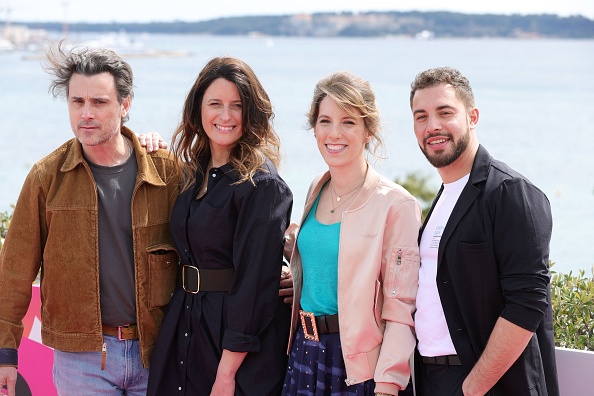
[282,326,375,395]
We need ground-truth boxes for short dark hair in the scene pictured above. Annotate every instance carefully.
[410,67,475,110]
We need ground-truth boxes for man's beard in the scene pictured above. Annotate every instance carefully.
[420,128,470,168]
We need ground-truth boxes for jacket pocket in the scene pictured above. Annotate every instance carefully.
[387,246,420,300]
[147,244,178,309]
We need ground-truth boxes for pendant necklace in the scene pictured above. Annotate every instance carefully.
[329,165,368,214]
[330,187,357,214]
[330,181,362,202]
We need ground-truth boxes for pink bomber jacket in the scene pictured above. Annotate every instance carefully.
[286,165,422,395]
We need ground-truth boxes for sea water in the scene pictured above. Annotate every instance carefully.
[0,34,592,274]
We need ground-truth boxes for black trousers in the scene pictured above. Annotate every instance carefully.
[415,352,469,396]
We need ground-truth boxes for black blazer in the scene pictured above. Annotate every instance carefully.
[420,145,559,395]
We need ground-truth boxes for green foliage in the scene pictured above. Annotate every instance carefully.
[0,205,14,251]
[395,172,438,221]
[551,263,594,351]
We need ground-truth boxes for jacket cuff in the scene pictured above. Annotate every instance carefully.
[221,330,260,353]
[501,305,544,332]
[0,348,18,366]
[374,382,400,395]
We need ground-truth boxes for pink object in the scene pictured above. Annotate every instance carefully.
[9,285,57,396]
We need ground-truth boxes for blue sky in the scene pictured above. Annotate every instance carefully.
[2,0,593,23]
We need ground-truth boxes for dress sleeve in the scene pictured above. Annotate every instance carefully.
[221,177,293,352]
[375,196,421,395]
[493,178,552,332]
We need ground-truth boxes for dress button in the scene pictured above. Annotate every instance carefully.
[185,333,188,337]
[178,386,182,390]
[212,173,217,177]
[180,360,184,365]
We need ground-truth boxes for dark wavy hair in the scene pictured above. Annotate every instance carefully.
[172,57,281,191]
[43,41,134,124]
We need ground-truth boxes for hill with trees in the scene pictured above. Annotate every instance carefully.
[12,11,594,39]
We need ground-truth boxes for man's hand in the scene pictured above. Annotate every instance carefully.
[0,366,17,396]
[137,132,168,153]
[279,265,294,305]
[462,317,534,395]
[283,222,299,261]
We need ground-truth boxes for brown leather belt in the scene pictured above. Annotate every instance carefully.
[178,264,235,293]
[102,324,138,340]
[299,310,339,342]
[421,355,462,366]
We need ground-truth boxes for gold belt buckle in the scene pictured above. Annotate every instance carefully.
[299,310,319,342]
[182,265,200,294]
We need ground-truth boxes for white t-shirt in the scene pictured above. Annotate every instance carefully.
[416,174,469,357]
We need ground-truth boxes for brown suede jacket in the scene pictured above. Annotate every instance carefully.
[0,127,179,368]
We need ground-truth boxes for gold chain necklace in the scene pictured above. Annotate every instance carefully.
[329,166,368,214]
[329,186,359,214]
[330,180,363,202]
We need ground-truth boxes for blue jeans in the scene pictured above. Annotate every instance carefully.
[52,335,149,395]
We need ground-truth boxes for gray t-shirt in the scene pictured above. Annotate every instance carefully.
[87,152,138,327]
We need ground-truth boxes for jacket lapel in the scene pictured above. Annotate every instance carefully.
[437,181,481,269]
[426,145,492,269]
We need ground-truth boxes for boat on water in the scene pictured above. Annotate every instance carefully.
[0,37,15,51]
[75,30,189,58]
[19,31,190,61]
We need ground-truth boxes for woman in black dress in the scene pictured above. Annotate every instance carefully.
[147,57,293,396]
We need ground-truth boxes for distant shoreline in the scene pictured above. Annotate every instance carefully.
[4,11,593,39]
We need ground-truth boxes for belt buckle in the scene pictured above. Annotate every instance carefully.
[182,264,200,294]
[117,324,131,341]
[299,310,319,342]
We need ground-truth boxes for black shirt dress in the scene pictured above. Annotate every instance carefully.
[147,158,293,396]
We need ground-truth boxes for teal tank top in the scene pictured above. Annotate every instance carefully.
[298,185,341,316]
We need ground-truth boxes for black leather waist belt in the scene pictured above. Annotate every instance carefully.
[102,324,138,340]
[299,310,339,342]
[421,355,462,366]
[178,264,235,293]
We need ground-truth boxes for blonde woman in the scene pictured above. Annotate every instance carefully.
[282,72,421,396]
